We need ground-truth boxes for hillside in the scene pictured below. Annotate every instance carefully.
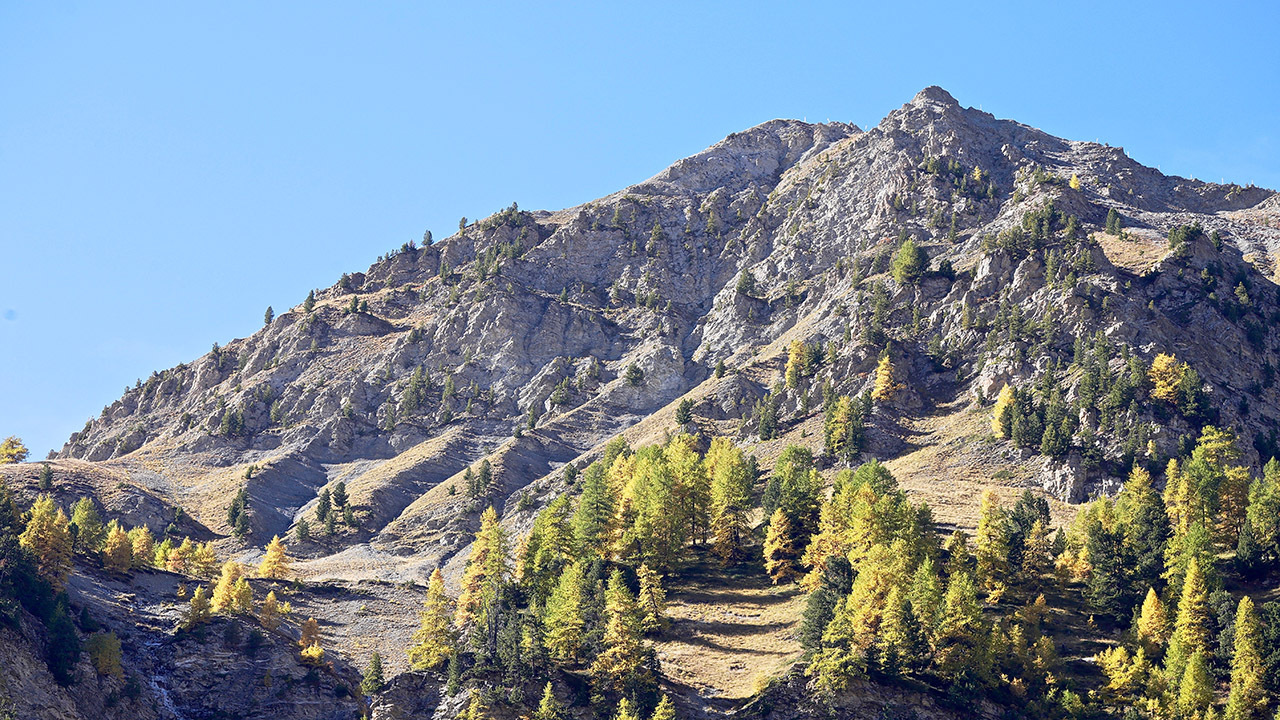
[3,86,1280,720]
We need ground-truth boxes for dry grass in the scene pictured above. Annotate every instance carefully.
[1094,230,1166,275]
[651,551,806,700]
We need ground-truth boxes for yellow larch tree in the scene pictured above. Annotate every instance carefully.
[259,534,291,579]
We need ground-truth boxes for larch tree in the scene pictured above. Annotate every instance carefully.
[935,570,986,680]
[232,578,253,614]
[1224,596,1266,720]
[650,694,677,720]
[69,496,106,554]
[534,682,564,720]
[408,568,456,670]
[259,590,283,630]
[542,560,586,664]
[102,521,133,573]
[0,436,28,464]
[871,352,898,403]
[571,461,615,559]
[259,535,291,579]
[974,490,1012,598]
[785,340,806,389]
[824,395,863,465]
[637,563,667,634]
[211,561,244,613]
[185,585,212,629]
[455,506,509,628]
[763,508,801,584]
[128,526,154,569]
[707,438,752,564]
[1135,588,1171,657]
[1166,557,1211,683]
[1149,353,1184,402]
[1177,650,1214,720]
[19,495,73,589]
[991,385,1016,439]
[591,569,651,696]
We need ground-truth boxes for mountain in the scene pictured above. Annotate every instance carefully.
[3,86,1279,719]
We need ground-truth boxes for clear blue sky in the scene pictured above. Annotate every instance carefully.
[2,2,1277,458]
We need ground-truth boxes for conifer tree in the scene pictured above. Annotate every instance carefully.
[193,541,218,577]
[332,481,348,509]
[534,682,564,720]
[613,698,641,720]
[935,570,985,679]
[1177,650,1214,720]
[212,561,244,613]
[591,570,651,696]
[102,521,133,573]
[299,617,321,649]
[19,494,73,589]
[824,395,863,465]
[455,506,509,627]
[361,651,385,696]
[572,461,616,557]
[891,236,926,284]
[974,490,1012,598]
[1149,353,1184,402]
[185,585,212,628]
[259,590,283,630]
[521,495,575,604]
[259,535,290,579]
[409,568,456,670]
[785,340,806,389]
[128,526,154,569]
[651,694,677,720]
[871,353,897,403]
[763,508,801,583]
[316,488,331,523]
[991,385,1016,439]
[637,563,667,633]
[70,496,106,553]
[1166,557,1212,682]
[665,434,710,546]
[1136,587,1171,657]
[1224,596,1266,720]
[0,436,28,464]
[707,438,752,564]
[543,560,586,664]
[45,603,80,685]
[909,557,945,645]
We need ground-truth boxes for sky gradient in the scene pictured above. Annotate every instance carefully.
[2,2,1278,457]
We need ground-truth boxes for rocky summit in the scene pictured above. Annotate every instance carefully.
[3,87,1280,720]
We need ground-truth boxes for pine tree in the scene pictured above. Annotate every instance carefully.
[409,568,455,670]
[572,461,616,558]
[543,560,586,664]
[45,603,81,685]
[303,289,316,312]
[211,561,244,613]
[637,563,667,633]
[102,521,133,573]
[295,517,310,543]
[591,570,651,696]
[455,507,509,627]
[19,495,73,589]
[316,488,332,524]
[1224,596,1266,720]
[763,508,801,583]
[891,236,926,284]
[38,462,54,490]
[361,651,385,696]
[534,682,564,720]
[185,585,212,628]
[259,535,290,579]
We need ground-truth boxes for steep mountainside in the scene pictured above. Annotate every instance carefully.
[5,86,1280,719]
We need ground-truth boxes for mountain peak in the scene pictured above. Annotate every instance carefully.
[910,85,959,107]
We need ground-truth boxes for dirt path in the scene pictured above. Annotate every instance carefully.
[652,552,806,703]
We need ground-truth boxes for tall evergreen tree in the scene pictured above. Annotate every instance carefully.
[543,560,586,664]
[1224,596,1267,720]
